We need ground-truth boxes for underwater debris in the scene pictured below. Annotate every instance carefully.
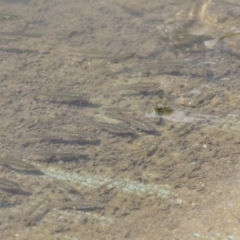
[153,105,174,115]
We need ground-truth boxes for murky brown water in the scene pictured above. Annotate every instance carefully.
[1,0,240,239]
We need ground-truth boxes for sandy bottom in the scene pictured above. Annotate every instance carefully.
[1,0,240,239]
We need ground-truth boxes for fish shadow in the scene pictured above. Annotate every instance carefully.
[1,188,32,196]
[45,154,89,163]
[40,139,101,146]
[53,100,101,108]
[4,165,45,176]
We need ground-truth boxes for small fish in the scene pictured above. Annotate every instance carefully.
[36,91,89,101]
[54,179,82,195]
[27,199,47,216]
[0,33,22,41]
[78,120,135,134]
[31,116,65,124]
[29,132,66,140]
[93,180,114,192]
[107,112,155,132]
[23,149,80,158]
[46,200,101,210]
[129,60,189,76]
[0,48,39,54]
[218,31,240,41]
[142,60,189,72]
[68,49,109,59]
[128,141,159,157]
[0,178,20,190]
[0,157,39,171]
[115,2,143,17]
[29,131,91,142]
[114,82,158,93]
[218,0,240,7]
[0,13,19,20]
[0,32,41,41]
[96,52,136,67]
[103,107,136,113]
[167,30,213,45]
[188,86,210,107]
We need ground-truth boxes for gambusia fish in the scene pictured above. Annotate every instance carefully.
[0,13,19,20]
[103,107,136,113]
[0,157,39,171]
[29,131,91,142]
[0,178,20,190]
[0,32,41,41]
[128,140,159,157]
[78,120,135,134]
[127,60,189,76]
[218,31,240,41]
[107,112,155,132]
[46,200,101,210]
[96,52,136,67]
[36,91,89,101]
[166,30,213,45]
[23,149,81,158]
[114,82,158,93]
[54,179,82,195]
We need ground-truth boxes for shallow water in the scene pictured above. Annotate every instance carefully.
[1,0,240,239]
